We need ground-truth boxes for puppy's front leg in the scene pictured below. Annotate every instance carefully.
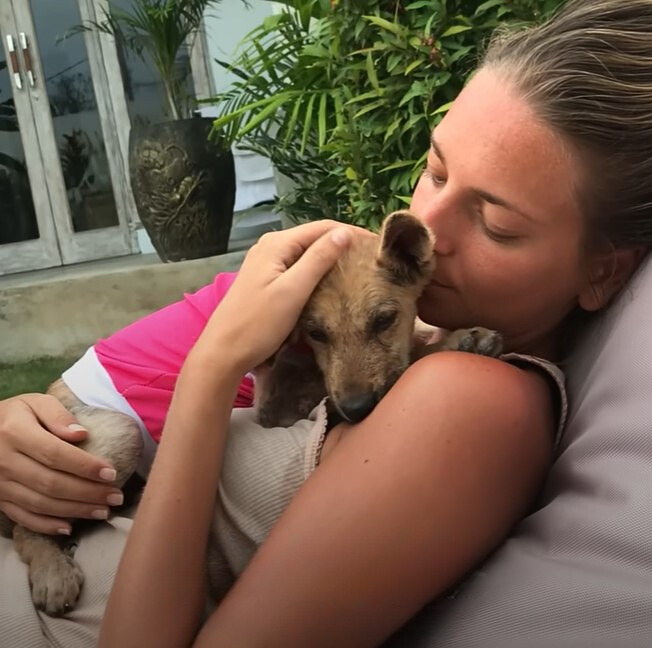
[414,326,503,359]
[13,525,84,616]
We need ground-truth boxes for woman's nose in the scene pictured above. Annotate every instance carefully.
[416,195,457,256]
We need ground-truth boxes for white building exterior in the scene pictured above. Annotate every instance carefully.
[0,0,279,276]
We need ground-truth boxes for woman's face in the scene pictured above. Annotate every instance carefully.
[411,68,591,355]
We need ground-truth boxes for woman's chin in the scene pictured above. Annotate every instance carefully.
[418,290,456,327]
[417,294,478,332]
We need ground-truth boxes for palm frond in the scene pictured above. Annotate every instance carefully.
[66,0,248,119]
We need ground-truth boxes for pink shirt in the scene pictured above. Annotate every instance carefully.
[92,272,253,443]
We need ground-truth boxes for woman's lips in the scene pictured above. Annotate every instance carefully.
[429,279,454,290]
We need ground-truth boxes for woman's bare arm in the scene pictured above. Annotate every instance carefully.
[97,354,241,648]
[196,351,554,648]
[98,221,354,648]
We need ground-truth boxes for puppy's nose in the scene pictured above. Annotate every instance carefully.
[338,393,377,422]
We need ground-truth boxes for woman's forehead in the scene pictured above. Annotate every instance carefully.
[437,70,564,165]
[434,68,583,229]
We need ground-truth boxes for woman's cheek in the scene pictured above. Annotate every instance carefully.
[464,239,516,298]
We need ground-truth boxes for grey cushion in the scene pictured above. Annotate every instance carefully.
[388,255,652,648]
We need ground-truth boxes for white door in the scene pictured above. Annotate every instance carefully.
[0,1,62,274]
[0,0,136,276]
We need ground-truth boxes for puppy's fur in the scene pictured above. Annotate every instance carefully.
[255,211,501,426]
[0,211,502,616]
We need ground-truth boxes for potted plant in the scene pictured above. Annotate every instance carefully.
[73,0,246,262]
[211,0,564,231]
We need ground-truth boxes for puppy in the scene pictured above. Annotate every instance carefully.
[255,211,502,427]
[0,211,501,616]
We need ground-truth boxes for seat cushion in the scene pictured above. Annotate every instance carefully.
[388,254,652,648]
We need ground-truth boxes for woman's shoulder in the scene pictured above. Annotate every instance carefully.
[381,351,556,453]
[405,349,555,400]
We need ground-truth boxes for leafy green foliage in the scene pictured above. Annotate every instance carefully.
[212,0,565,229]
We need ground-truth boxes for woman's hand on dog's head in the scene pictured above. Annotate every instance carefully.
[192,220,358,374]
[0,394,122,535]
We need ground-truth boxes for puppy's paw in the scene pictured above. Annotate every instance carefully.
[29,552,84,616]
[445,327,504,357]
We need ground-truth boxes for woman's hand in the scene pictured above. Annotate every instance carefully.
[99,221,355,648]
[0,394,123,535]
[194,220,354,373]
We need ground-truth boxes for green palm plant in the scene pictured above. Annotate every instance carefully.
[69,0,248,120]
[211,0,566,229]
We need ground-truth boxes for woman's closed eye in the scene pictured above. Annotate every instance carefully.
[422,167,447,187]
[477,213,521,243]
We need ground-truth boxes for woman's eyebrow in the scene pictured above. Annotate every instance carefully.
[430,133,446,164]
[430,133,538,224]
[473,189,538,224]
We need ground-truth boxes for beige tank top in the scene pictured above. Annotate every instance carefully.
[322,352,568,451]
[500,352,568,450]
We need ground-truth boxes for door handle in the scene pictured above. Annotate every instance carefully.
[5,34,23,90]
[19,33,35,87]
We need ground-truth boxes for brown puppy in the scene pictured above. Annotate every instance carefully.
[255,211,502,427]
[0,211,501,616]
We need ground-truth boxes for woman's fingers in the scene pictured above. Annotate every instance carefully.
[0,394,124,533]
[1,479,112,521]
[251,220,361,270]
[15,414,117,484]
[3,452,121,508]
[1,395,116,482]
[16,393,89,442]
[278,227,353,297]
[0,451,121,533]
[0,501,72,536]
[244,222,354,303]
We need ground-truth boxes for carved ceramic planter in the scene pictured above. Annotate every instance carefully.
[129,117,235,262]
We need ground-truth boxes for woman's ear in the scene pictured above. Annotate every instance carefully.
[578,246,647,311]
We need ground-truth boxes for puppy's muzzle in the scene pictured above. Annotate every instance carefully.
[336,392,378,423]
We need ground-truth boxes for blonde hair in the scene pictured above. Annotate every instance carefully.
[481,0,652,250]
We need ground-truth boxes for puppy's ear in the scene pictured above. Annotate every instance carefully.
[258,327,302,369]
[376,211,434,284]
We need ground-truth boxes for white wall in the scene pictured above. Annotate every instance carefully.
[202,1,284,215]
[203,1,280,95]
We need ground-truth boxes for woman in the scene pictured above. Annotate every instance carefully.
[1,0,652,645]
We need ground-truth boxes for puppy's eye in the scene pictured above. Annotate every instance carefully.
[371,311,398,334]
[306,326,329,343]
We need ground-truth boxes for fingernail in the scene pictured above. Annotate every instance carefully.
[57,527,71,535]
[99,467,117,482]
[68,424,87,432]
[107,492,124,506]
[331,228,352,247]
[91,509,109,520]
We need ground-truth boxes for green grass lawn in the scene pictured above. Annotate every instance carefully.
[0,356,77,400]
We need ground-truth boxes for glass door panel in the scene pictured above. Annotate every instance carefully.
[29,0,120,234]
[7,0,135,267]
[0,2,62,275]
[0,68,38,244]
